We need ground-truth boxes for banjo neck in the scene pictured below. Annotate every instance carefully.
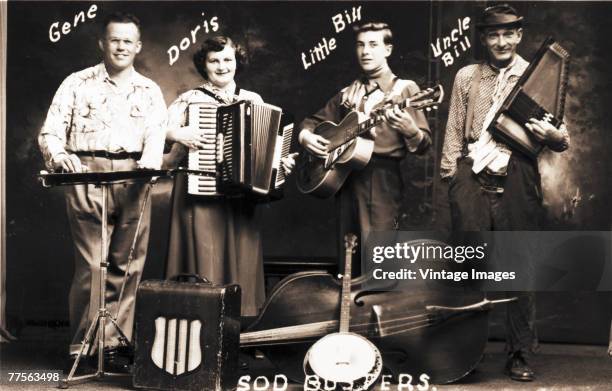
[339,234,357,333]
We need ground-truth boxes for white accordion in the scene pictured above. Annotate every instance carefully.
[186,101,293,198]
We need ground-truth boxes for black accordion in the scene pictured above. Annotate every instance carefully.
[490,37,570,159]
[186,100,293,198]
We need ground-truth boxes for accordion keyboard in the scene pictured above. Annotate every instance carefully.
[187,103,220,196]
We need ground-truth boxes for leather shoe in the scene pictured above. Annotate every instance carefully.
[505,352,534,381]
[103,347,133,374]
[64,354,95,376]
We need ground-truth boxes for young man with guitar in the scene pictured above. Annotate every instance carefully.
[441,4,570,382]
[298,22,431,273]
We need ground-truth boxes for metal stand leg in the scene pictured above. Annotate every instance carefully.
[59,184,132,388]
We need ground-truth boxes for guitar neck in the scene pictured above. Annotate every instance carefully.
[343,98,411,144]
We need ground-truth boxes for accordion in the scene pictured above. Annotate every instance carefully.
[186,101,293,198]
[490,37,570,159]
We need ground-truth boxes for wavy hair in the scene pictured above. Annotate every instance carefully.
[192,36,247,80]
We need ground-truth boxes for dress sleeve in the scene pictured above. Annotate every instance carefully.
[161,91,195,168]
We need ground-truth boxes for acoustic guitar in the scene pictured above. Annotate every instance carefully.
[302,234,382,390]
[296,85,443,198]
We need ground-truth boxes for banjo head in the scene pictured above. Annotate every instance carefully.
[304,332,382,388]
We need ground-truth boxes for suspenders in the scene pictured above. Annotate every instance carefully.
[464,64,483,144]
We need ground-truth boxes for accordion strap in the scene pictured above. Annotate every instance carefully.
[195,85,242,104]
[464,64,482,143]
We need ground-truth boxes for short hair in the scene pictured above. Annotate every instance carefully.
[101,12,141,37]
[192,36,247,80]
[353,22,393,45]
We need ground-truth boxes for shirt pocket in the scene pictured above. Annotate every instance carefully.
[129,104,148,136]
[74,99,111,133]
[130,103,146,118]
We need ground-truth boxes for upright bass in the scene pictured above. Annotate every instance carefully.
[241,259,512,385]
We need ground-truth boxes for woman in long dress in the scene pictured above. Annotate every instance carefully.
[164,36,294,319]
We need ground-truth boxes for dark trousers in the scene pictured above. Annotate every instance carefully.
[448,154,541,355]
[338,156,403,276]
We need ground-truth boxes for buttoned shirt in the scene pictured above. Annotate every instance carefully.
[441,55,570,178]
[301,70,431,158]
[38,63,167,170]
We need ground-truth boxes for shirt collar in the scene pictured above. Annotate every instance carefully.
[482,54,528,78]
[359,68,397,93]
[198,80,239,103]
[95,62,147,87]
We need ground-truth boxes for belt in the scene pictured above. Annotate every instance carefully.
[477,169,506,194]
[75,151,142,160]
[371,153,403,162]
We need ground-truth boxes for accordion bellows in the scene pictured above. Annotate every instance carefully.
[491,37,570,159]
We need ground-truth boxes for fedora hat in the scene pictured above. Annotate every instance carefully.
[476,4,524,30]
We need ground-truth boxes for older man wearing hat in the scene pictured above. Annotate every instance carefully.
[440,4,570,382]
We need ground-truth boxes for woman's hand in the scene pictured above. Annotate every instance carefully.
[281,152,299,175]
[168,125,209,150]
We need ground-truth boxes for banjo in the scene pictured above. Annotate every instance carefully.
[303,234,382,390]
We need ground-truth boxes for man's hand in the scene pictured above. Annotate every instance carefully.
[52,153,87,173]
[281,152,299,175]
[525,118,566,144]
[168,125,207,150]
[384,106,419,138]
[299,129,330,158]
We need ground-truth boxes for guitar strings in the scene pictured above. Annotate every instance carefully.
[339,88,437,141]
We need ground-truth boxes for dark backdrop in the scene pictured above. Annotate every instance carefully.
[5,1,611,344]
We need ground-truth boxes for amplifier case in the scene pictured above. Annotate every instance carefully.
[133,279,241,391]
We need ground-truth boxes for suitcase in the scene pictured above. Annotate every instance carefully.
[133,275,241,391]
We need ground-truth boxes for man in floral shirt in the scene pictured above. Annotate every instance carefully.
[38,12,166,370]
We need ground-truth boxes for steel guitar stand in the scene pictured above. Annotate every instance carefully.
[38,169,212,388]
[58,179,153,388]
[38,171,158,389]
